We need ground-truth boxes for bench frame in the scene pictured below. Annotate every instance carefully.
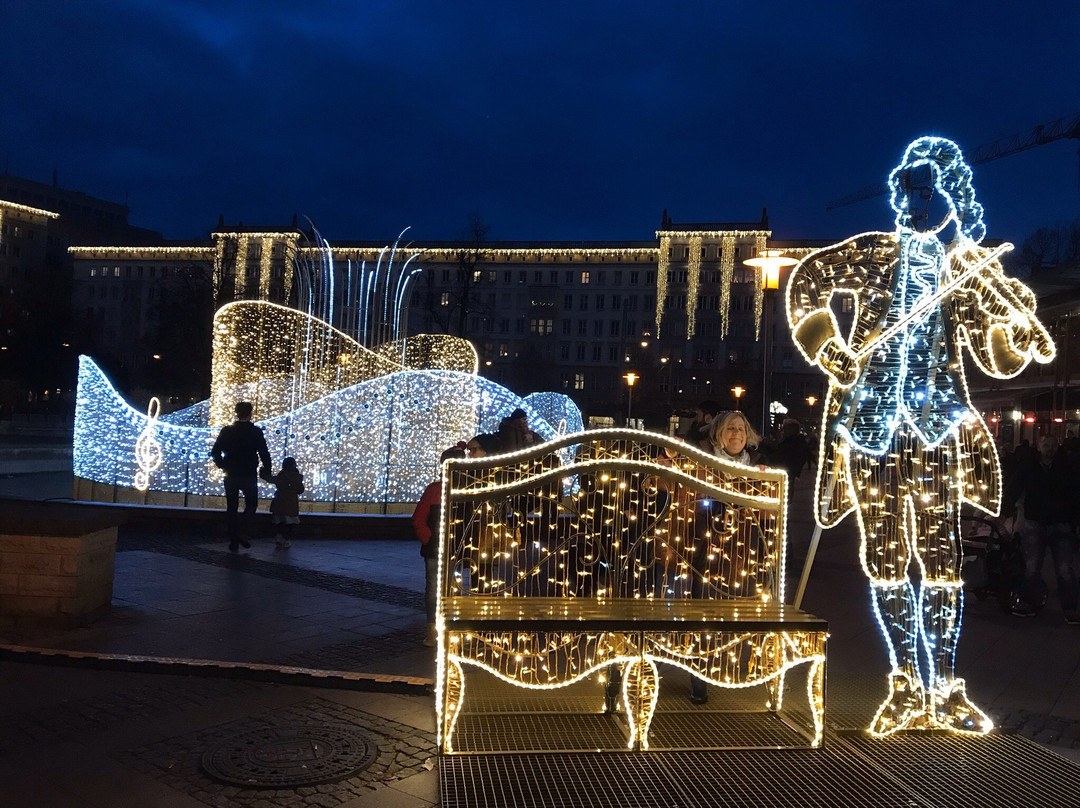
[434,429,827,753]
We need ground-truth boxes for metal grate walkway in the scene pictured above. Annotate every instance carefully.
[440,670,1080,807]
[440,731,1080,808]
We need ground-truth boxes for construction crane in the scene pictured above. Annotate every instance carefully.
[826,111,1080,210]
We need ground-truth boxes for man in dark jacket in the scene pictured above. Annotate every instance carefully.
[211,401,272,552]
[1002,435,1080,622]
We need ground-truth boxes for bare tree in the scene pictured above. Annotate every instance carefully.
[422,213,491,338]
[1011,219,1080,277]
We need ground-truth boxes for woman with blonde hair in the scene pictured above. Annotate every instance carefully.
[707,410,762,465]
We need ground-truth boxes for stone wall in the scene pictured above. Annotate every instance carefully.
[0,505,121,627]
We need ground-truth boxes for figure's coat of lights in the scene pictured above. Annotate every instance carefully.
[435,429,826,752]
[786,136,1054,737]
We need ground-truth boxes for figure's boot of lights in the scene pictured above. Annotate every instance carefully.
[921,583,992,734]
[869,581,928,736]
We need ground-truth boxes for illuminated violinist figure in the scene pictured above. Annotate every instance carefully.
[787,137,1054,736]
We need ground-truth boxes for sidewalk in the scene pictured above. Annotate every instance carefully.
[2,471,1080,807]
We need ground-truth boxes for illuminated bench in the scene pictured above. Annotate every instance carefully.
[435,429,827,753]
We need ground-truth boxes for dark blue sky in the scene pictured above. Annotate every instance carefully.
[3,1,1079,245]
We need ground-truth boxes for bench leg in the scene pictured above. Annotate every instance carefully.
[442,658,465,753]
[624,658,660,750]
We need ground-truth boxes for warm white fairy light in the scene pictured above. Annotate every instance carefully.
[719,235,735,338]
[0,199,60,218]
[655,228,770,340]
[435,429,825,752]
[686,235,702,338]
[786,136,1054,737]
[655,234,670,338]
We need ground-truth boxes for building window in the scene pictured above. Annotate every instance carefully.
[561,344,570,360]
[534,271,542,283]
[614,271,622,285]
[440,292,450,306]
[574,372,585,390]
[566,271,574,284]
[580,271,590,284]
[592,345,602,361]
[578,321,587,335]
[500,343,509,357]
[597,271,606,284]
[550,271,558,284]
[596,295,605,311]
[612,296,621,311]
[610,321,620,336]
[608,345,619,361]
[564,294,573,309]
[576,344,586,360]
[530,318,554,335]
[442,270,450,282]
[562,320,571,335]
[594,320,604,336]
[580,295,588,311]
[630,271,639,284]
[499,318,509,333]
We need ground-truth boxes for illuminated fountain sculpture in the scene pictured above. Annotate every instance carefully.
[787,137,1054,735]
[74,230,582,509]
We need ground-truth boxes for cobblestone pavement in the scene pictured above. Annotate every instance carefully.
[115,696,437,808]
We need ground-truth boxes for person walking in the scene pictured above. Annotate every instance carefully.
[774,418,811,480]
[211,401,272,553]
[413,444,467,647]
[1001,435,1080,622]
[262,457,305,549]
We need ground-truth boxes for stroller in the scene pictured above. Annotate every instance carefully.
[960,513,1041,615]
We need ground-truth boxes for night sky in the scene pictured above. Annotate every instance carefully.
[3,1,1079,246]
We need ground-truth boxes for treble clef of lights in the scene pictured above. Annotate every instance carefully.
[133,396,163,491]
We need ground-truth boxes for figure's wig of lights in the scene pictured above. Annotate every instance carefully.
[785,136,1054,738]
[74,355,577,505]
[434,429,826,752]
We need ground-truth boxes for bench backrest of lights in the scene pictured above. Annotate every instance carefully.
[440,428,789,603]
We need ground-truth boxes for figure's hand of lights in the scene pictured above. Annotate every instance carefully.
[816,337,859,388]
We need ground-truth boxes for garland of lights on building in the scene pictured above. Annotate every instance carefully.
[654,229,769,341]
[753,234,767,338]
[686,234,702,337]
[719,235,735,337]
[655,234,670,338]
[435,430,826,752]
[786,136,1055,737]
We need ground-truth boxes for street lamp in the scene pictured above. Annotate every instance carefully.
[624,371,639,427]
[731,385,745,410]
[744,249,797,436]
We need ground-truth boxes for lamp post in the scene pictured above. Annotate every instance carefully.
[744,249,797,437]
[731,385,745,410]
[624,371,639,427]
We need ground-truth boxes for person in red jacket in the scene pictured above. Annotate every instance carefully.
[413,444,467,647]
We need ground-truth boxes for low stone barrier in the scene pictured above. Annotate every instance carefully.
[0,502,125,627]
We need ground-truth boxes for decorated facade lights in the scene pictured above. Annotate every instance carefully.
[786,136,1055,737]
[654,228,771,341]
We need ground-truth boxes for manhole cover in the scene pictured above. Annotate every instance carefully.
[201,724,379,788]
